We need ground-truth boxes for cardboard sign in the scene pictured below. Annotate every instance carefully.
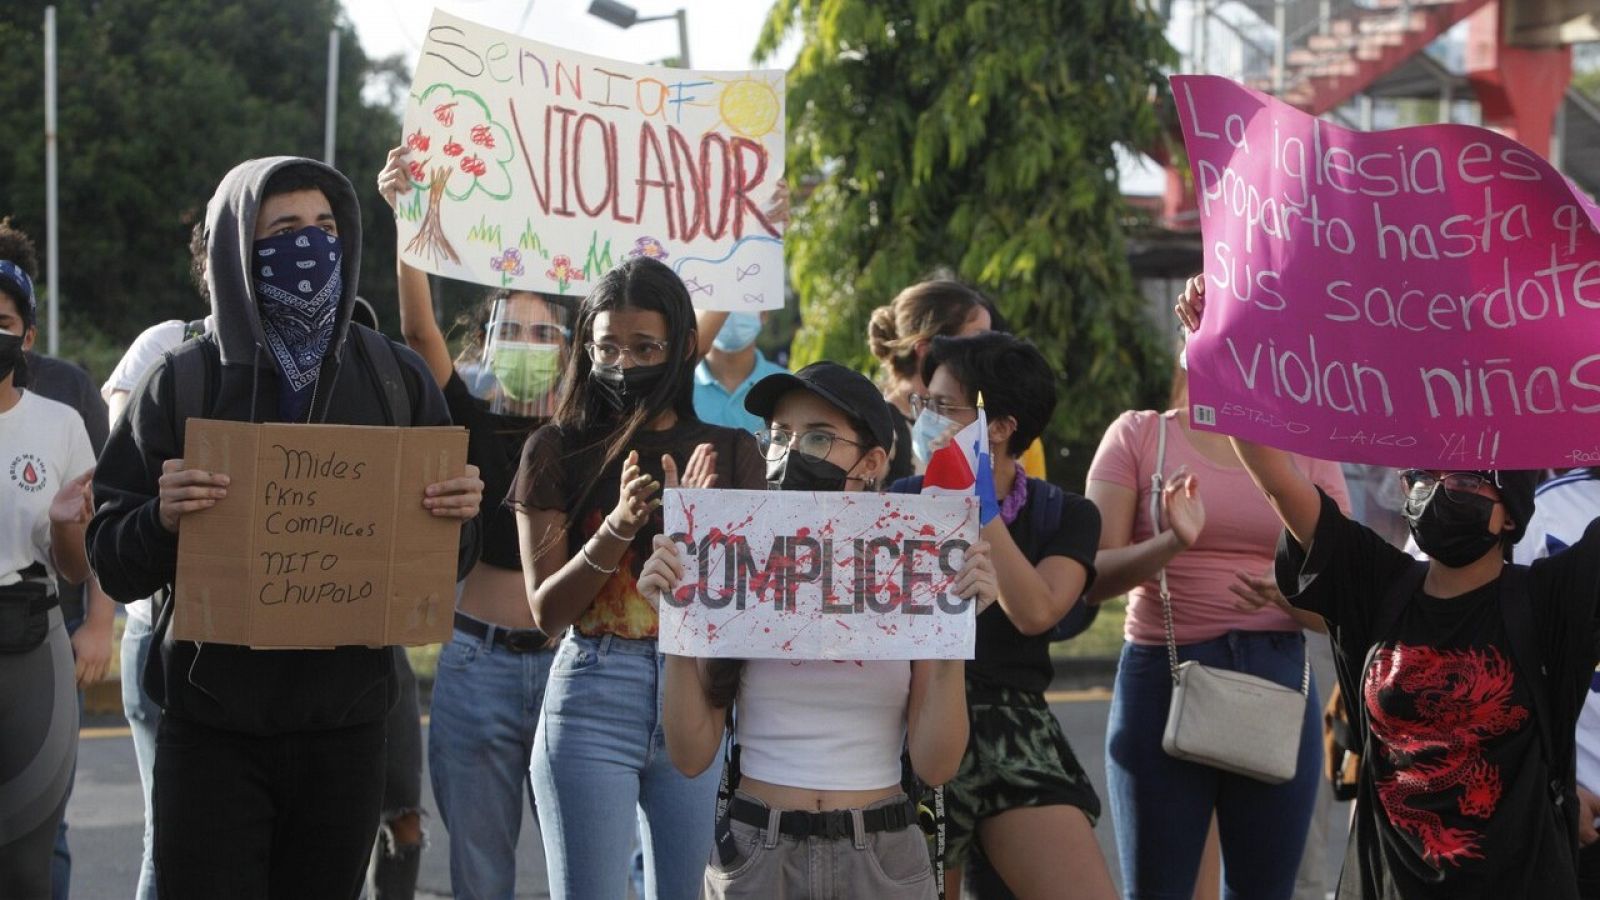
[173,420,468,648]
[1174,74,1600,469]
[657,488,978,660]
[397,10,786,310]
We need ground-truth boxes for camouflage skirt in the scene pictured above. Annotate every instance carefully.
[942,681,1101,869]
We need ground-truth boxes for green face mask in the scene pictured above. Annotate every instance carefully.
[489,341,562,402]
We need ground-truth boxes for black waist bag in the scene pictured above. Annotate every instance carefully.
[0,580,55,654]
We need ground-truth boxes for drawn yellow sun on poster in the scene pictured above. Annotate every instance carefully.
[718,78,781,138]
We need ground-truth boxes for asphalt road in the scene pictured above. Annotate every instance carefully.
[63,689,1348,900]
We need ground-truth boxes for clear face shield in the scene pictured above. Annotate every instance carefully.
[474,293,572,419]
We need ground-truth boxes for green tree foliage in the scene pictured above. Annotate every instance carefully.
[758,0,1176,486]
[0,0,405,363]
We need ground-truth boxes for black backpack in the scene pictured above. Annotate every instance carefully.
[144,325,415,701]
[168,324,412,444]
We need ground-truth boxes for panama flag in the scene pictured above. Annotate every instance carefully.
[921,394,1001,525]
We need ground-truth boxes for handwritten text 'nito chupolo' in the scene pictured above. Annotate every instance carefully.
[424,25,779,243]
[256,444,376,607]
[1183,81,1600,425]
[662,530,972,615]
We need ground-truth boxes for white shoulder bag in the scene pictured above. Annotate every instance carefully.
[1154,413,1309,784]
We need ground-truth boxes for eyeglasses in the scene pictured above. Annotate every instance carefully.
[585,339,670,367]
[1400,470,1499,505]
[488,321,570,344]
[908,393,976,419]
[755,428,863,463]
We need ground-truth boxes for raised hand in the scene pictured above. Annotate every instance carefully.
[636,534,685,611]
[662,443,719,490]
[608,450,661,540]
[1174,274,1205,333]
[1162,469,1205,549]
[49,468,95,527]
[377,145,413,211]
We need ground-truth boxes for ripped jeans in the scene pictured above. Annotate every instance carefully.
[368,650,424,900]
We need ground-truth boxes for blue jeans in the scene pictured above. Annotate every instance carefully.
[120,613,162,900]
[427,623,556,900]
[1106,631,1321,900]
[532,633,722,900]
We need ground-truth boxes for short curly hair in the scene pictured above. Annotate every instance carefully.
[0,218,39,278]
[0,218,39,324]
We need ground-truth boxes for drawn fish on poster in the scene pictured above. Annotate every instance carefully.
[397,10,786,310]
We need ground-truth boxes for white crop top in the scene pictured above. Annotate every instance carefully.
[735,659,912,791]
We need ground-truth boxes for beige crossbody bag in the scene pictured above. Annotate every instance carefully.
[1153,413,1309,784]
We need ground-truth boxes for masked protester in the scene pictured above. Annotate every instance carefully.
[1178,275,1600,900]
[379,146,574,899]
[888,333,1115,899]
[88,158,484,900]
[636,362,985,898]
[0,238,95,899]
[508,256,766,900]
[692,310,788,433]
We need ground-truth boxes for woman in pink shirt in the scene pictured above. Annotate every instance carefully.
[1086,365,1347,899]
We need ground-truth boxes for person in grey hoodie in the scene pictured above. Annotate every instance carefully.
[88,157,483,900]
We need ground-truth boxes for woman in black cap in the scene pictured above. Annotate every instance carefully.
[640,361,995,899]
[1179,276,1600,900]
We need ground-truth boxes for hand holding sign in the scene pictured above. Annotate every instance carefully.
[423,463,484,518]
[637,533,684,612]
[158,458,230,533]
[951,539,999,615]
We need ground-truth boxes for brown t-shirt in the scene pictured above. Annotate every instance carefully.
[510,418,765,639]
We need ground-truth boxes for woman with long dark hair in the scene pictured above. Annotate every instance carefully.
[641,361,984,898]
[379,145,575,898]
[509,256,765,900]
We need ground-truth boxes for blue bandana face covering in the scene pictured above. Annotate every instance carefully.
[254,226,343,422]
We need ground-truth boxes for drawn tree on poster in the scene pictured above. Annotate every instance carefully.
[403,83,516,266]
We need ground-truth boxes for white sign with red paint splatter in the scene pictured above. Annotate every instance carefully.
[658,488,979,660]
[397,9,785,310]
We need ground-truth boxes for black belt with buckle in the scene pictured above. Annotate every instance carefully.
[727,795,916,841]
[453,612,551,653]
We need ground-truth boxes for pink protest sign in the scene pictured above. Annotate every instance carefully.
[658,488,978,660]
[1173,74,1600,469]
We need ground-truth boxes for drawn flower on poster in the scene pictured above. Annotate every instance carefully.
[402,83,517,267]
[490,248,525,286]
[626,236,669,261]
[547,255,586,293]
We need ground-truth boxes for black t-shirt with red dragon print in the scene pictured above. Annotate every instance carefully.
[1278,489,1600,900]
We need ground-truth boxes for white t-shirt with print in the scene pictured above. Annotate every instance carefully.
[1,390,95,587]
[1514,470,1600,795]
[102,318,208,620]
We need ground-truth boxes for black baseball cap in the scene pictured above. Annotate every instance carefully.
[745,362,896,451]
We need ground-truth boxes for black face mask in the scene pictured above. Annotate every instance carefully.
[1405,489,1502,568]
[590,362,668,413]
[0,332,21,384]
[766,450,861,492]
